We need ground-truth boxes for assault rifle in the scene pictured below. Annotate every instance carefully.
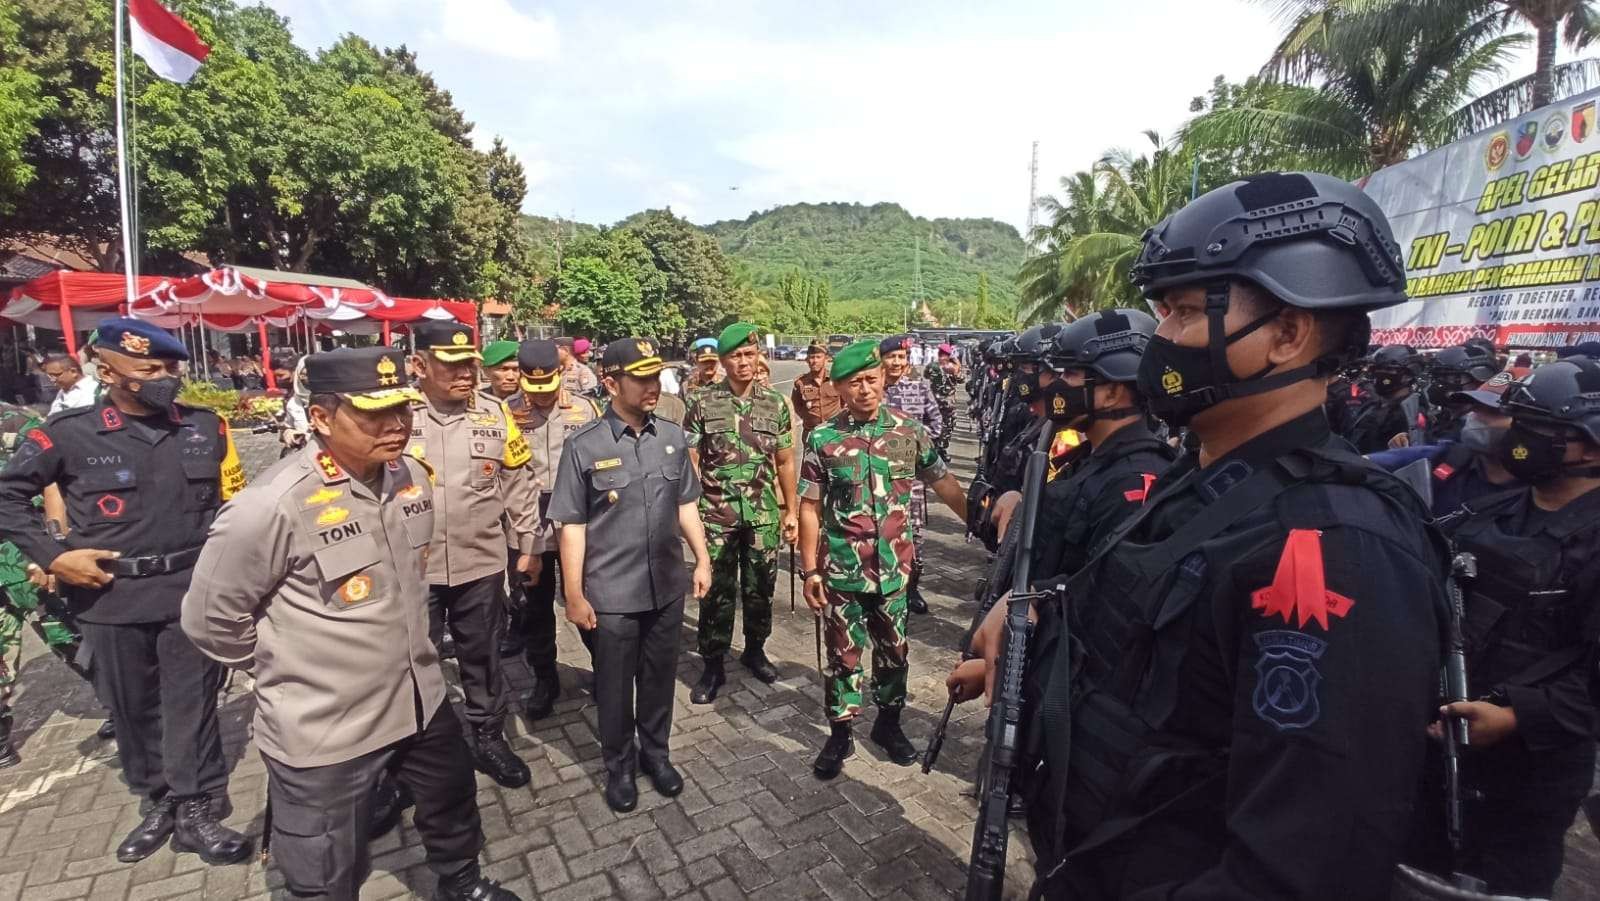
[964,422,1054,900]
[1441,551,1479,887]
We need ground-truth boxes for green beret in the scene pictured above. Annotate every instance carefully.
[717,322,760,356]
[830,339,882,381]
[481,340,519,367]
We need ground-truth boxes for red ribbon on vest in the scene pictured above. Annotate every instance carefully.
[1250,529,1355,631]
[1123,472,1158,504]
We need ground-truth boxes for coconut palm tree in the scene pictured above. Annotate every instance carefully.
[1486,0,1600,114]
[1184,1,1527,174]
[1017,133,1191,324]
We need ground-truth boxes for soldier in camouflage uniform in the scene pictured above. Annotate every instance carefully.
[879,335,943,614]
[799,340,967,779]
[685,323,798,703]
[0,401,96,766]
[923,344,960,461]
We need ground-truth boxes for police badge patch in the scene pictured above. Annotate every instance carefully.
[1252,629,1326,731]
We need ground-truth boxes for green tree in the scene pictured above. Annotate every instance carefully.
[0,0,47,212]
[1497,0,1600,107]
[624,208,741,341]
[553,255,643,339]
[1184,2,1525,174]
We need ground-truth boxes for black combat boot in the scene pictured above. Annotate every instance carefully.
[97,715,116,741]
[690,656,725,705]
[117,796,177,862]
[171,794,252,865]
[738,642,778,684]
[472,724,530,788]
[435,865,522,901]
[906,562,929,615]
[0,709,18,768]
[869,707,918,766]
[812,721,854,780]
[524,666,559,720]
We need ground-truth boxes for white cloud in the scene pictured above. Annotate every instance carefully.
[435,0,558,61]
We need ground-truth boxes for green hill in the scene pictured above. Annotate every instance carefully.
[705,202,1025,306]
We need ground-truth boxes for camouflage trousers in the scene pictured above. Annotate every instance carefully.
[697,523,780,658]
[934,403,956,460]
[823,585,908,722]
[0,592,85,703]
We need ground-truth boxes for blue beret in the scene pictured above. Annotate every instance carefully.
[93,318,189,361]
[879,335,911,355]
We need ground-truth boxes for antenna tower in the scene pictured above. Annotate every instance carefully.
[1025,140,1040,254]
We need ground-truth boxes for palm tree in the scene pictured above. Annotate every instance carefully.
[1490,0,1600,111]
[1017,133,1190,324]
[1185,2,1527,174]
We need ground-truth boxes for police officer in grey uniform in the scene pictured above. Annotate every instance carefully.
[549,337,712,813]
[183,347,520,901]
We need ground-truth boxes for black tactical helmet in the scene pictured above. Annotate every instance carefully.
[995,335,1019,360]
[1429,343,1499,383]
[1046,309,1157,382]
[1500,359,1600,444]
[1012,324,1063,361]
[1130,171,1407,311]
[1369,344,1421,372]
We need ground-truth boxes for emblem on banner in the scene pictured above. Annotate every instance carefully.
[1575,101,1596,144]
[1543,112,1567,152]
[1485,130,1510,172]
[1515,120,1539,159]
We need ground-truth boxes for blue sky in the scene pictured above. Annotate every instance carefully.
[257,1,1531,232]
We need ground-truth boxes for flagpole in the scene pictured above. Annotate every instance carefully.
[112,0,138,305]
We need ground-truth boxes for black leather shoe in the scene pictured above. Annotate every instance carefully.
[472,726,531,788]
[171,795,251,865]
[690,656,725,705]
[0,712,18,768]
[435,870,522,901]
[869,707,918,766]
[604,769,638,813]
[497,631,525,658]
[906,588,929,615]
[97,717,116,741]
[524,667,559,720]
[117,796,176,862]
[813,723,854,780]
[738,644,778,684]
[640,759,684,797]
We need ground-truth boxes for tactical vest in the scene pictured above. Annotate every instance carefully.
[1451,492,1600,705]
[1026,445,1437,879]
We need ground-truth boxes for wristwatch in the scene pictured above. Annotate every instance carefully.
[803,570,824,582]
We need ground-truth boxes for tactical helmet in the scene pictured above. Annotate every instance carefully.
[1429,343,1499,383]
[1369,344,1421,372]
[1046,309,1157,382]
[1130,171,1407,311]
[1500,358,1600,444]
[1011,324,1063,361]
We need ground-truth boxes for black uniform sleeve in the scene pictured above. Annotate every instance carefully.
[0,425,68,569]
[1503,559,1600,751]
[1082,470,1156,553]
[1148,514,1443,900]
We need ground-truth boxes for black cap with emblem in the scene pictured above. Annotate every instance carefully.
[305,347,422,410]
[412,321,480,362]
[517,339,562,393]
[601,337,664,377]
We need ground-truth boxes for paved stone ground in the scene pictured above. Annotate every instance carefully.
[0,395,1594,899]
[0,413,1031,900]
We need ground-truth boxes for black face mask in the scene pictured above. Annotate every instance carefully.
[1042,375,1140,426]
[116,372,182,411]
[1014,368,1039,399]
[1371,369,1413,399]
[1496,421,1600,484]
[1135,286,1302,429]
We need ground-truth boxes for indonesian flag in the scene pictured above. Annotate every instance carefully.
[128,0,211,83]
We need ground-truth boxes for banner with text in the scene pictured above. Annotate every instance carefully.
[1365,85,1600,348]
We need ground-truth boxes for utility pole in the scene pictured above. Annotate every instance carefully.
[911,237,925,330]
[1025,140,1040,256]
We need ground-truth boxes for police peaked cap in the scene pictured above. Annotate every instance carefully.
[305,347,421,411]
[1131,171,1407,312]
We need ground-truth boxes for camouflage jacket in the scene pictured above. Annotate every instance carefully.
[0,403,43,607]
[925,363,959,403]
[684,380,792,530]
[799,405,947,594]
